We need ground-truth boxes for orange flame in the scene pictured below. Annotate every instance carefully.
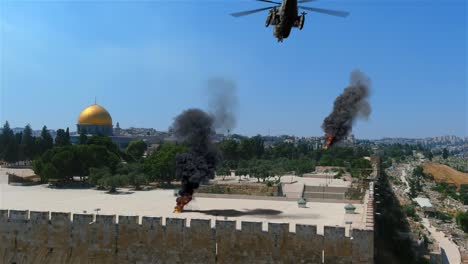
[323,134,335,150]
[173,194,193,213]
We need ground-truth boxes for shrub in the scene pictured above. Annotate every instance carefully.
[434,211,452,221]
[433,183,459,200]
[402,204,416,218]
[456,211,468,233]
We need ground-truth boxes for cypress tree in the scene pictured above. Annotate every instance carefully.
[22,124,36,159]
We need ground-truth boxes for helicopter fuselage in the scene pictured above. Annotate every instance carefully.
[269,0,304,42]
[231,0,348,42]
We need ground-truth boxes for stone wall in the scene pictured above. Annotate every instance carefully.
[303,186,349,200]
[0,209,374,264]
[198,184,278,196]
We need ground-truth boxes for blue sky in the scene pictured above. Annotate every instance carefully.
[0,0,466,138]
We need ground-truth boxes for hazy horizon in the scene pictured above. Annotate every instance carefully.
[1,120,466,140]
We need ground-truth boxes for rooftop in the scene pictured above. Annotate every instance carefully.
[414,197,434,208]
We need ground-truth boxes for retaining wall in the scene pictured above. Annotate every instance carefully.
[304,186,349,194]
[0,210,373,264]
[303,192,346,200]
[198,184,278,196]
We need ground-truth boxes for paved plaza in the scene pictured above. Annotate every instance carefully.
[0,168,365,234]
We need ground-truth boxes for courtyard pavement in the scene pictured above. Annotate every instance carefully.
[0,168,365,234]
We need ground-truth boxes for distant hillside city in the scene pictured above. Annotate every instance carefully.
[1,125,467,158]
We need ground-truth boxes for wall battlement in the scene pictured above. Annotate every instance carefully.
[0,209,373,264]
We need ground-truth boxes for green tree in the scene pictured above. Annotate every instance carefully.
[442,148,449,160]
[456,211,468,233]
[433,182,459,201]
[144,143,186,185]
[79,144,120,175]
[251,135,265,158]
[41,163,59,182]
[408,171,423,199]
[34,144,120,183]
[216,163,231,180]
[55,128,70,146]
[270,142,297,160]
[116,163,149,190]
[3,138,19,163]
[0,121,13,147]
[413,166,424,177]
[349,159,372,179]
[128,172,148,190]
[0,123,21,163]
[79,131,88,144]
[318,154,333,166]
[246,160,273,183]
[99,174,128,193]
[89,167,112,189]
[65,127,70,141]
[425,150,433,161]
[239,135,264,160]
[258,162,275,183]
[402,204,416,218]
[38,126,53,154]
[235,168,246,180]
[0,121,16,162]
[87,136,120,154]
[460,185,468,205]
[15,132,24,161]
[219,139,239,161]
[21,124,36,160]
[50,148,76,181]
[272,164,286,183]
[295,158,316,175]
[126,140,147,161]
[239,138,255,160]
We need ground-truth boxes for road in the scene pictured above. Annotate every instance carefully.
[422,218,461,264]
[400,166,410,194]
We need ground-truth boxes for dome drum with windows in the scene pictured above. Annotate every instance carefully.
[77,104,113,136]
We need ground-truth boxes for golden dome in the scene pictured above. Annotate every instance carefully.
[78,104,112,126]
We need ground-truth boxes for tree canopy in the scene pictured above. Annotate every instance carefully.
[126,140,148,161]
[21,124,36,160]
[55,128,70,146]
[216,138,371,180]
[38,126,53,154]
[144,143,186,184]
[442,148,449,160]
[456,211,468,233]
[0,121,18,162]
[33,144,120,182]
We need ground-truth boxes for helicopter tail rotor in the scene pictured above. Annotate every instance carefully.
[298,6,349,17]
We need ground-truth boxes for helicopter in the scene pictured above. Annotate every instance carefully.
[230,0,349,42]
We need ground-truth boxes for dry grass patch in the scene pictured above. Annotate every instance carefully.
[423,162,468,188]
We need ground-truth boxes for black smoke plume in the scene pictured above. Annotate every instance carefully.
[322,70,371,147]
[172,109,218,203]
[206,78,238,134]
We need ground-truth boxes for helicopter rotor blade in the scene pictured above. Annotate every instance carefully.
[230,6,275,17]
[298,0,317,3]
[298,6,349,17]
[257,0,282,4]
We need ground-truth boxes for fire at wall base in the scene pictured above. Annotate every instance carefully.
[173,194,193,213]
